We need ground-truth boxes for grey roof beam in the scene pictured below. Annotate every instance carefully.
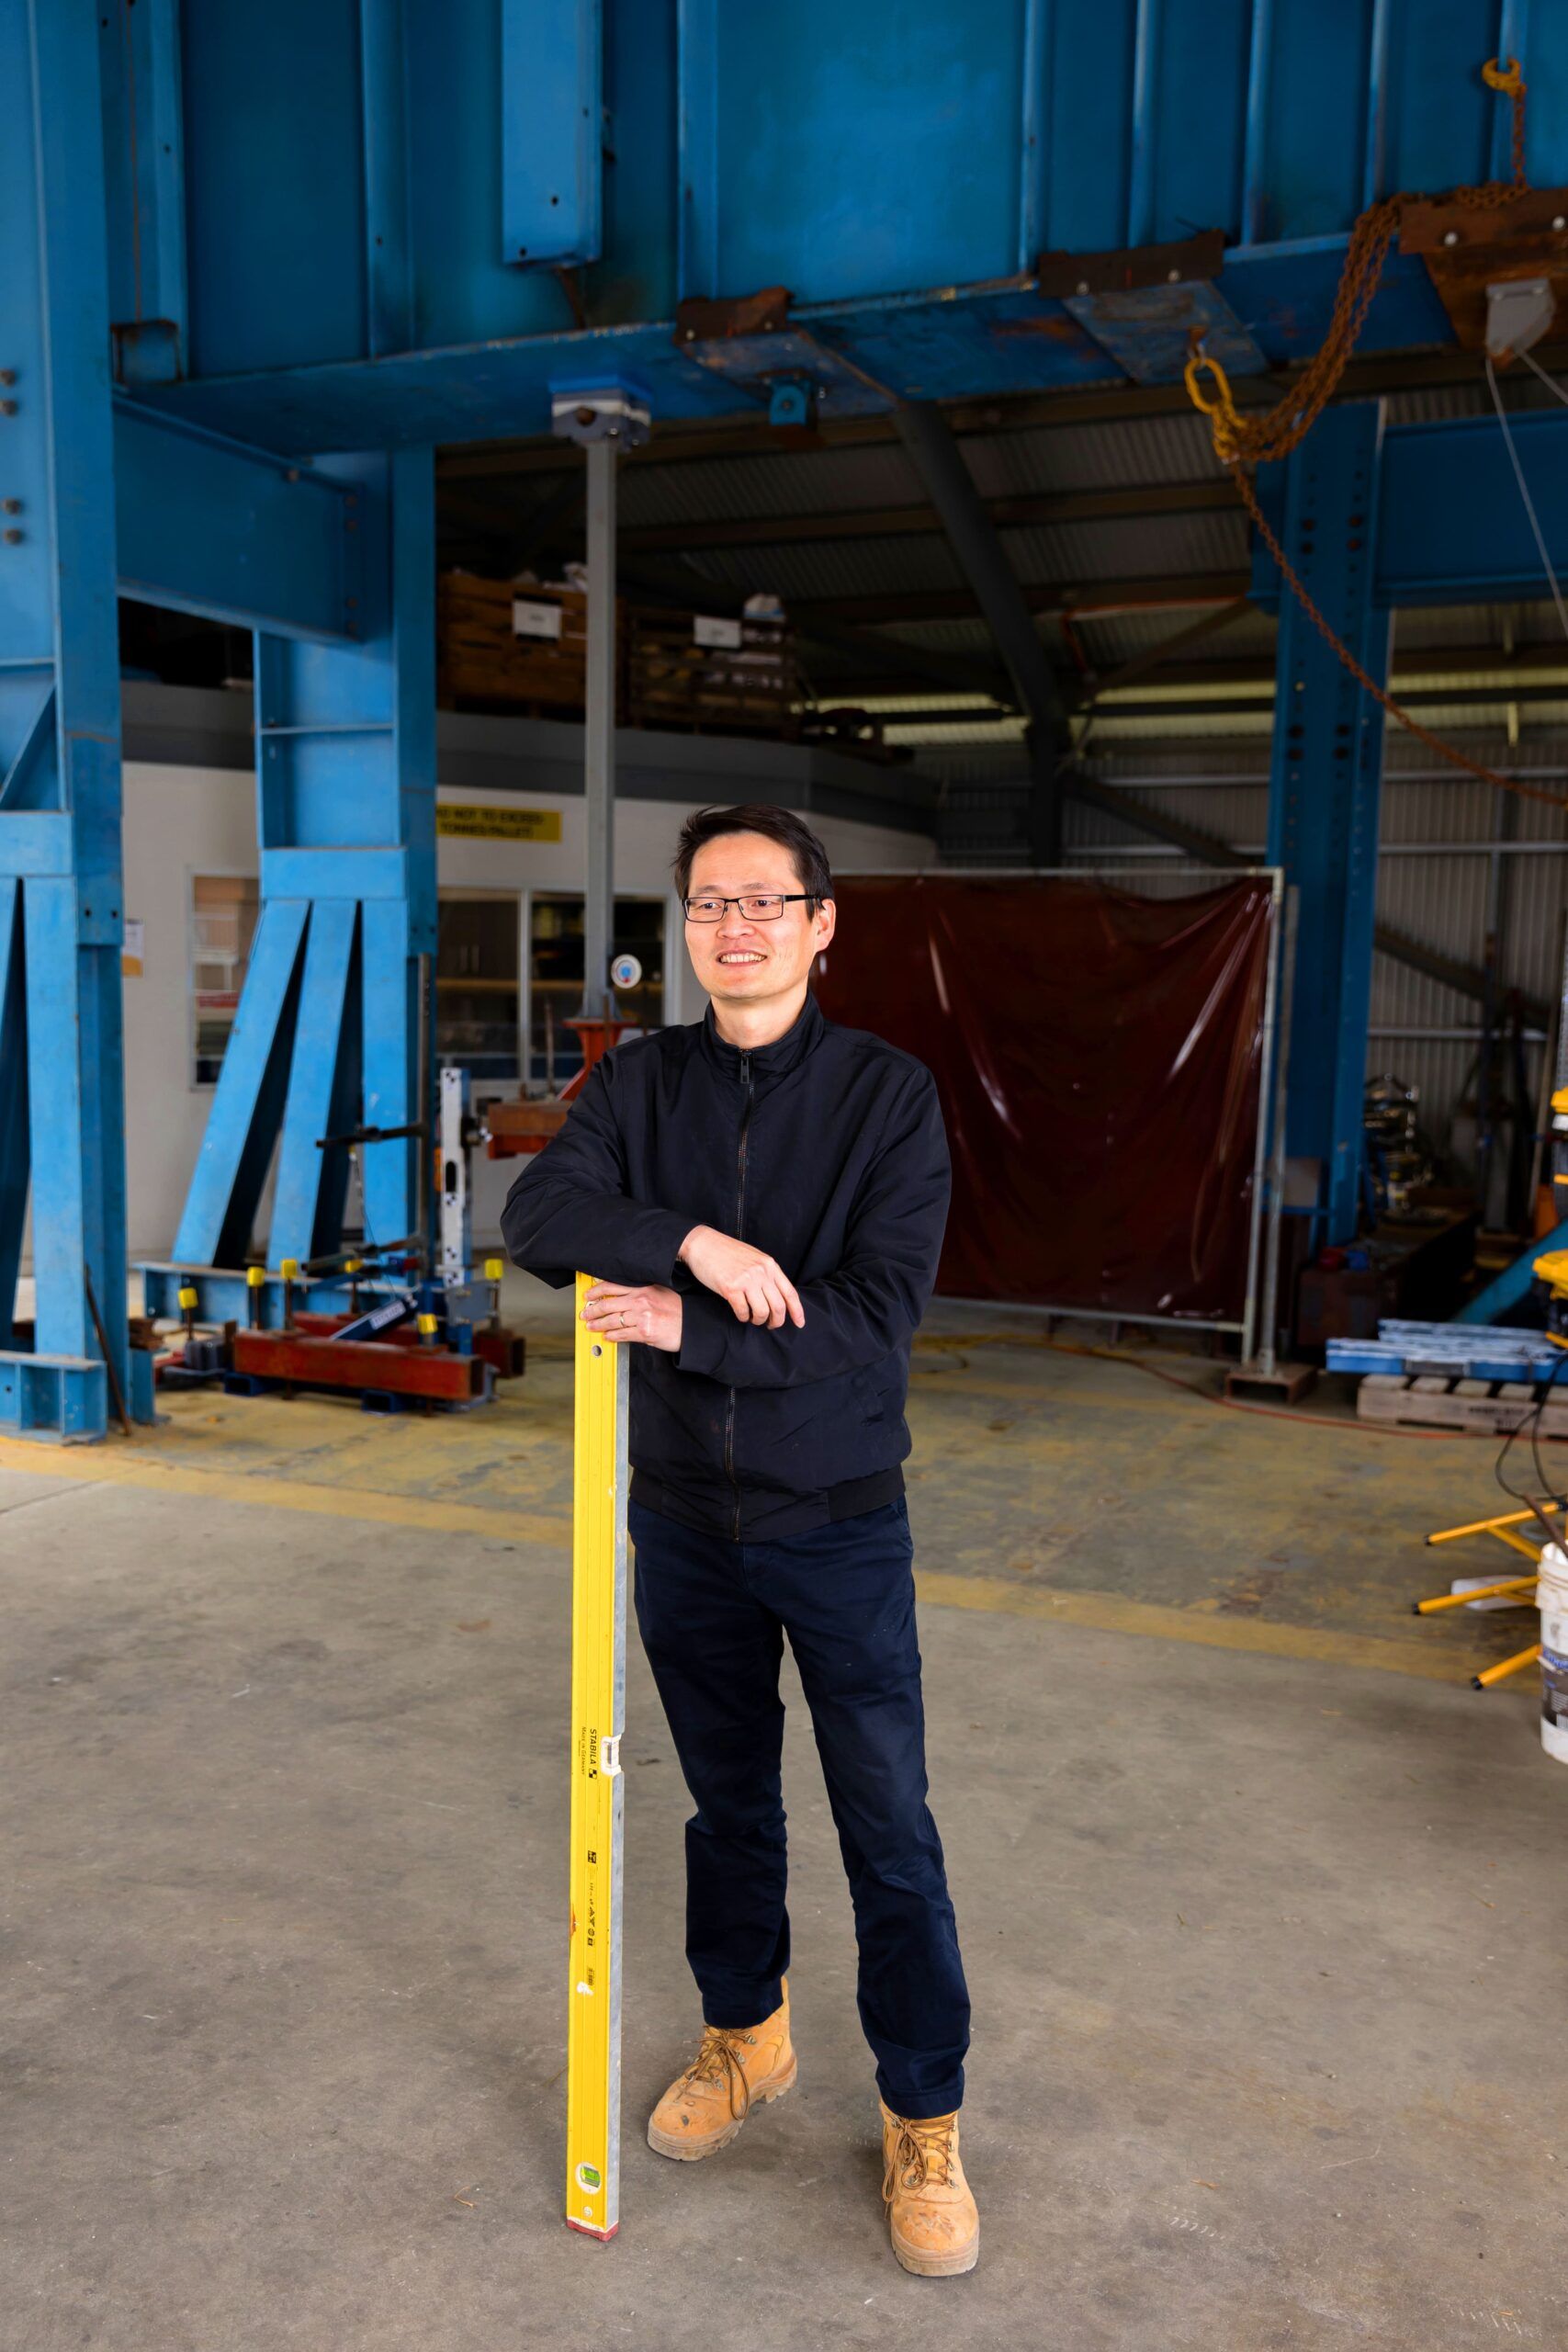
[896,400,1074,863]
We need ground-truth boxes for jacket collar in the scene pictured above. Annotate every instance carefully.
[700,988,824,1078]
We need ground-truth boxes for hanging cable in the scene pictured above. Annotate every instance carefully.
[1484,353,1568,649]
[1516,343,1568,409]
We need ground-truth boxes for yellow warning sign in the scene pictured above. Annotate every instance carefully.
[436,802,562,843]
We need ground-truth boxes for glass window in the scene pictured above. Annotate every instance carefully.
[191,875,259,1085]
[529,895,665,1090]
[437,893,523,1082]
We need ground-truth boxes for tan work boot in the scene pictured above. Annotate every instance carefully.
[647,1980,796,2159]
[880,2100,979,2276]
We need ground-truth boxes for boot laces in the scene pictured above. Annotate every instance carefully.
[886,2112,956,2197]
[680,2025,756,2121]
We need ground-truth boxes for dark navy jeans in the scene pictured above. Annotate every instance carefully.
[628,1491,970,2119]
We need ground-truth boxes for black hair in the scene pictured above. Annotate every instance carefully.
[672,803,833,912]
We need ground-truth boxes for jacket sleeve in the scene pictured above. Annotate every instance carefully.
[674,1065,951,1388]
[500,1054,695,1292]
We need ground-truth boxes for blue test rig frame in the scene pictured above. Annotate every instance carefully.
[6,0,1568,1434]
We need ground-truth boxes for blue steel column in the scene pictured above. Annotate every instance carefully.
[1265,401,1390,1246]
[171,449,435,1273]
[0,0,130,1433]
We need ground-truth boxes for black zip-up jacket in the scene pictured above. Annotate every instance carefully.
[500,989,951,1540]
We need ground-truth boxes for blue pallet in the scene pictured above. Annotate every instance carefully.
[1327,1321,1565,1384]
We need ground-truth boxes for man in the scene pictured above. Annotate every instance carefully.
[502,803,976,2278]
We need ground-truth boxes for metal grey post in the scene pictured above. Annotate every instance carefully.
[1258,887,1300,1379]
[1239,869,1285,1369]
[581,434,615,1023]
[551,388,650,1025]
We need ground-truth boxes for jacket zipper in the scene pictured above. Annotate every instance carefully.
[725,1048,753,1540]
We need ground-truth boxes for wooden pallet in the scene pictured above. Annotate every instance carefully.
[437,574,594,710]
[1358,1372,1568,1433]
[625,609,799,733]
[437,572,807,739]
[1225,1360,1318,1406]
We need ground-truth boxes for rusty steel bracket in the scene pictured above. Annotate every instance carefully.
[1033,229,1226,299]
[1401,187,1568,352]
[1034,231,1265,388]
[673,285,793,345]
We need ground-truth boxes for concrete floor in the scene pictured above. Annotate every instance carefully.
[3,1280,1564,2349]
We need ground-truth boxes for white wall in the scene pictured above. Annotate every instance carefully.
[119,763,936,1258]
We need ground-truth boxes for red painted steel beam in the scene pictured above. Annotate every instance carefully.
[232,1330,486,1400]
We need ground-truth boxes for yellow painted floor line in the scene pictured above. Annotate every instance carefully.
[0,1434,571,1550]
[913,1570,1473,1683]
[0,1431,1475,1683]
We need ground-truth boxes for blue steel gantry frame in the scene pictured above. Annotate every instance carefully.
[170,453,435,1280]
[111,0,1568,453]
[1,0,130,1439]
[1252,406,1568,1250]
[6,0,1568,1434]
[1263,407,1391,1250]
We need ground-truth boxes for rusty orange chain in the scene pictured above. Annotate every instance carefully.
[1184,59,1568,813]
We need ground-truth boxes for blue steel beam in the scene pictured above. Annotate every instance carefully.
[1252,409,1568,613]
[360,0,415,356]
[113,404,364,640]
[1457,1221,1568,1326]
[98,0,187,386]
[128,0,1529,451]
[171,450,435,1277]
[500,0,603,273]
[1266,403,1391,1249]
[0,0,137,1438]
[0,879,27,1347]
[163,4,1523,353]
[172,899,309,1267]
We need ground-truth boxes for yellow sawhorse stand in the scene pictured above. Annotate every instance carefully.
[566,1270,629,2240]
[1416,1507,1546,1690]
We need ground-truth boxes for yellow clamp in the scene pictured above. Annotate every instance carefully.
[246,1265,265,1289]
[278,1258,299,1281]
[177,1285,198,1311]
[344,1257,362,1275]
[417,1312,439,1339]
[484,1257,503,1282]
[1482,55,1524,100]
[1551,1085,1568,1115]
[1535,1249,1568,1299]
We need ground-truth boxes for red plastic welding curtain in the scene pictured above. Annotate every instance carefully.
[815,876,1272,1323]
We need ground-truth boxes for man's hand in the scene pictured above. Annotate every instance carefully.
[678,1227,806,1329]
[581,1281,683,1351]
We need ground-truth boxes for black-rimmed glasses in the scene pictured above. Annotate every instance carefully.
[682,893,818,922]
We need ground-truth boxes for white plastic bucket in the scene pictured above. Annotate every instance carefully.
[1537,1542,1568,1765]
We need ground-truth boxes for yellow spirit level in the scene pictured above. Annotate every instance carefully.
[565,1271,629,2239]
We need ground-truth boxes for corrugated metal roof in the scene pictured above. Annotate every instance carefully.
[962,411,1223,496]
[618,441,924,527]
[995,508,1250,587]
[683,535,965,603]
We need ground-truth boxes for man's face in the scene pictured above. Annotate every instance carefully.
[683,831,836,1012]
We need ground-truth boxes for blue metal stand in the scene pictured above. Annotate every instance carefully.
[1265,404,1391,1249]
[172,451,436,1275]
[0,0,139,1439]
